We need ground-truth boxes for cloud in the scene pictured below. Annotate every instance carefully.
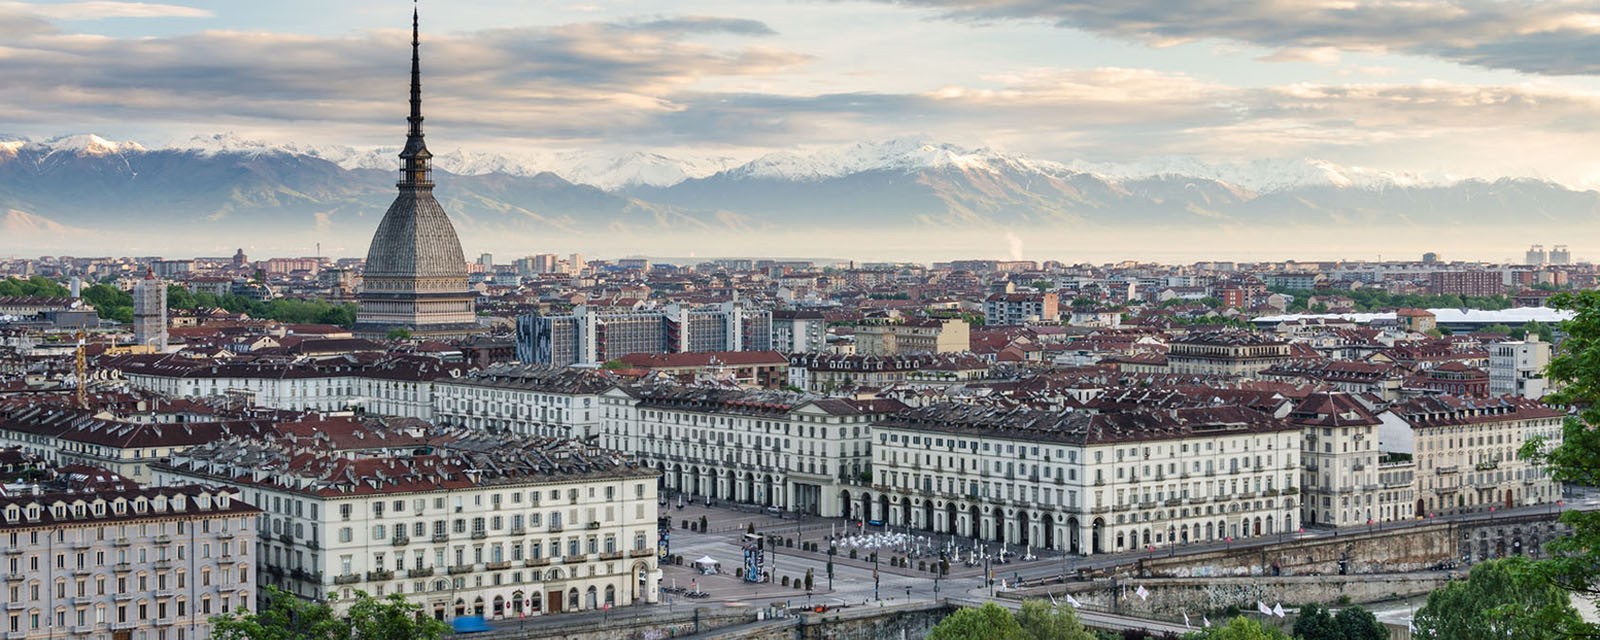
[0,1,211,19]
[0,13,810,145]
[863,0,1600,76]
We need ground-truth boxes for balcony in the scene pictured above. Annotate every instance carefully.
[153,559,173,569]
[1163,498,1182,507]
[391,536,410,547]
[587,521,601,530]
[113,537,131,547]
[154,589,175,599]
[113,592,135,601]
[366,570,395,582]
[307,539,320,550]
[408,568,435,578]
[510,526,526,536]
[470,530,488,540]
[72,567,92,577]
[562,555,585,564]
[1,573,22,583]
[154,618,175,627]
[217,531,235,541]
[111,621,139,631]
[154,534,172,545]
[599,551,623,561]
[1436,466,1460,475]
[1284,486,1299,495]
[630,548,655,558]
[70,539,92,550]
[333,574,362,585]
[548,525,564,533]
[1476,461,1500,471]
[113,563,132,573]
[290,569,323,583]
[447,565,474,575]
[432,533,450,543]
[486,561,512,570]
[278,532,295,545]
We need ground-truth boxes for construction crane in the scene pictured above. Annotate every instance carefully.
[75,330,87,409]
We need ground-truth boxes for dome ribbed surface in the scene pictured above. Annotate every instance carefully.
[363,189,467,279]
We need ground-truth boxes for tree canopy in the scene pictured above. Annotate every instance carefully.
[1291,603,1385,640]
[1411,557,1580,640]
[1015,599,1095,640]
[0,276,70,298]
[1184,616,1288,640]
[927,602,1027,640]
[1517,289,1600,638]
[210,587,447,640]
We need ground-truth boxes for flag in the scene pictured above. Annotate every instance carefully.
[1183,612,1191,629]
[1273,602,1285,618]
[1203,616,1211,628]
[1136,585,1150,601]
[1257,601,1273,616]
[1065,594,1082,608]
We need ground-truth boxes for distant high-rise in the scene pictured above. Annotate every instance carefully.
[353,7,477,340]
[132,270,167,351]
[1550,245,1571,265]
[1421,252,1439,264]
[1526,244,1547,266]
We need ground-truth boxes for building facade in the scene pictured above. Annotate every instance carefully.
[0,485,260,640]
[1291,393,1383,528]
[1166,331,1291,376]
[1489,337,1551,399]
[598,385,900,517]
[771,310,829,353]
[151,422,661,621]
[432,364,611,439]
[983,293,1060,326]
[132,272,167,352]
[855,318,970,356]
[869,403,1301,556]
[1384,396,1563,517]
[515,303,772,367]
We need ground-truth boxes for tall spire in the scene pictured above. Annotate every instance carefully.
[399,1,432,188]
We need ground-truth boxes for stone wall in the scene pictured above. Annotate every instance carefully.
[1010,574,1450,618]
[700,602,956,640]
[466,606,757,640]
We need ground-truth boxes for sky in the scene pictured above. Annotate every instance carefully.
[9,0,1600,188]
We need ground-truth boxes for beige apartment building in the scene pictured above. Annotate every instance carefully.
[855,317,970,356]
[1,485,260,640]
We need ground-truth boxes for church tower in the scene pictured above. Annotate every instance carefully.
[132,270,167,352]
[353,6,478,340]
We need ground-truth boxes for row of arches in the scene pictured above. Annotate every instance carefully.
[841,490,1296,555]
[659,464,783,508]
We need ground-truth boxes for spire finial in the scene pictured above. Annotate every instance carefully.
[399,0,432,188]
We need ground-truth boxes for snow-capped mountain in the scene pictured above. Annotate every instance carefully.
[3,132,1599,256]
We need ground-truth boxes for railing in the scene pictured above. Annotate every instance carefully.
[391,536,410,547]
[599,551,623,561]
[629,548,655,558]
[587,522,601,530]
[486,561,512,570]
[432,533,450,543]
[561,555,585,564]
[447,565,474,575]
[525,557,551,567]
[333,574,361,585]
[367,570,395,581]
[471,530,488,540]
[1476,461,1499,471]
[407,568,435,578]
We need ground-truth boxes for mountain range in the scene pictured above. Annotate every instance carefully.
[1,133,1596,258]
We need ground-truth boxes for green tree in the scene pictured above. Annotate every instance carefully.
[345,591,448,640]
[1412,557,1580,640]
[1330,606,1386,640]
[1519,290,1600,637]
[1476,323,1513,336]
[167,284,197,310]
[385,327,412,341]
[81,283,133,321]
[210,586,346,640]
[1015,599,1095,640]
[1291,602,1336,640]
[928,602,1026,640]
[0,276,70,297]
[1189,616,1287,640]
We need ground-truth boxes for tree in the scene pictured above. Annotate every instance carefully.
[1330,606,1386,640]
[210,586,346,640]
[1291,602,1336,640]
[167,284,197,310]
[1015,599,1095,640]
[1412,557,1580,640]
[385,327,412,341]
[1519,289,1600,638]
[1189,616,1287,640]
[928,602,1027,640]
[345,591,448,640]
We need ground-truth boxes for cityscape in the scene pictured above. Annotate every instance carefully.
[5,2,1600,640]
